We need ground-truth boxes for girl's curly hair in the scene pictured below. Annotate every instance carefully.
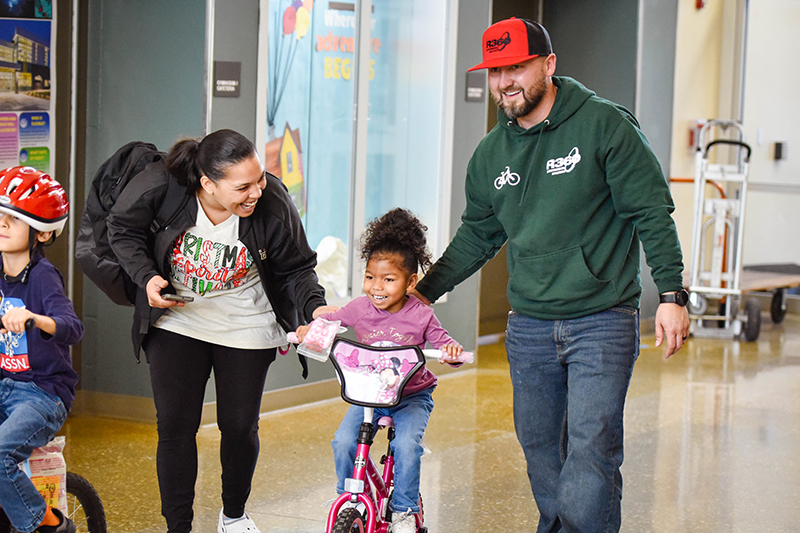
[360,208,432,275]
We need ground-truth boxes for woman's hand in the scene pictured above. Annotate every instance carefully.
[295,325,311,343]
[146,275,183,308]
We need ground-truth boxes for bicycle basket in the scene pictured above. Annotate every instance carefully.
[329,338,426,408]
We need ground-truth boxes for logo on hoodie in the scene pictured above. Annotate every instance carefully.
[494,166,521,190]
[546,147,582,175]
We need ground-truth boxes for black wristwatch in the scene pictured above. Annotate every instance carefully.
[659,289,689,306]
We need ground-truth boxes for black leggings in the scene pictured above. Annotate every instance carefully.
[144,327,276,533]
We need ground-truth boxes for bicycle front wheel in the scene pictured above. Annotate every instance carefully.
[66,472,106,533]
[332,507,366,533]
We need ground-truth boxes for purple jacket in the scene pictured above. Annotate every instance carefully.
[0,258,82,410]
[320,295,457,395]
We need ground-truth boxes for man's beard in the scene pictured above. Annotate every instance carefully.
[493,78,547,121]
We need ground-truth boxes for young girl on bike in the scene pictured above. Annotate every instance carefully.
[297,208,463,533]
[0,167,83,533]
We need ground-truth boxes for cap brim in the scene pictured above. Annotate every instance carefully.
[467,53,542,71]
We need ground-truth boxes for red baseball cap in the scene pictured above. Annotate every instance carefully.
[468,18,553,71]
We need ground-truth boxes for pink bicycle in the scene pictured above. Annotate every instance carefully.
[322,337,472,533]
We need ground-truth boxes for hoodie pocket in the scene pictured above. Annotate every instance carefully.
[509,245,615,304]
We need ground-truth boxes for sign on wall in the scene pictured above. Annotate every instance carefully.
[0,0,54,173]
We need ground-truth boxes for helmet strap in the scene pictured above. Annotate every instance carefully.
[28,227,50,258]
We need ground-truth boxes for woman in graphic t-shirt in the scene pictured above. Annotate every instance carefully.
[107,129,327,533]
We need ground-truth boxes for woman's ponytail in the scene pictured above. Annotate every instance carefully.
[166,138,203,192]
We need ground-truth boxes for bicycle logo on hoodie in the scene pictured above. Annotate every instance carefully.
[494,166,521,189]
[546,147,582,175]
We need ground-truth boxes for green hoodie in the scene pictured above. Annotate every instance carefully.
[417,77,684,320]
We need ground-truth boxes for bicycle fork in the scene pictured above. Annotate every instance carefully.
[326,407,396,533]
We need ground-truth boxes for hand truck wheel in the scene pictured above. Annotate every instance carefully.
[771,288,787,324]
[742,298,761,342]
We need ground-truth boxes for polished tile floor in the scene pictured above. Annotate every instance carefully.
[59,313,800,532]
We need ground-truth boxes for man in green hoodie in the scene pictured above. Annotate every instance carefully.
[413,17,689,533]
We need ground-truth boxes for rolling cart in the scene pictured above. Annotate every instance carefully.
[686,120,761,341]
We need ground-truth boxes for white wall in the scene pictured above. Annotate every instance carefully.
[670,0,800,272]
[740,1,800,265]
[670,0,733,274]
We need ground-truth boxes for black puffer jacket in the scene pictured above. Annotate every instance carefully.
[106,161,326,374]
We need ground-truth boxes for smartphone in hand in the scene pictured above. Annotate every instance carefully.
[163,294,194,303]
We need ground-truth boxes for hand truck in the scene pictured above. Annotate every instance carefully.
[687,120,761,341]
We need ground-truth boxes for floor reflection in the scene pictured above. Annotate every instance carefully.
[59,314,800,532]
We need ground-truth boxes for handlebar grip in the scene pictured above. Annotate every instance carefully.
[286,332,299,344]
[422,349,474,364]
[25,318,35,331]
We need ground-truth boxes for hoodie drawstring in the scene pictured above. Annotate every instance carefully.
[518,119,550,206]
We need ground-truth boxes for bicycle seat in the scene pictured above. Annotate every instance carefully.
[377,416,394,428]
[329,338,426,408]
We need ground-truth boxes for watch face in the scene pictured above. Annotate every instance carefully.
[661,290,689,306]
[676,290,689,306]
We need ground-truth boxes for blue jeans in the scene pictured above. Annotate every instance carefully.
[331,387,434,514]
[0,378,67,533]
[505,307,639,533]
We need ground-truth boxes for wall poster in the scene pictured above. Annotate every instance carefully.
[0,0,54,173]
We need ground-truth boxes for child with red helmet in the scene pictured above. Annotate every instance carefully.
[0,166,82,533]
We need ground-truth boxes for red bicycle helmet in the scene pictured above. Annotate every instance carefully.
[0,166,69,235]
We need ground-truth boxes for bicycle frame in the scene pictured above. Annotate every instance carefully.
[325,338,427,533]
[325,407,396,533]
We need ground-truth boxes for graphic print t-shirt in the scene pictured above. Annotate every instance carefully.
[155,197,285,349]
[0,296,32,372]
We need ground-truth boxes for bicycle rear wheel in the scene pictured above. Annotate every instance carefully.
[0,472,105,533]
[65,472,106,533]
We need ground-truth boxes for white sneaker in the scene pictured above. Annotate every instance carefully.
[217,509,262,533]
[391,510,416,533]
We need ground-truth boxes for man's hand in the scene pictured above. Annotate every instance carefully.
[408,289,431,305]
[654,303,690,358]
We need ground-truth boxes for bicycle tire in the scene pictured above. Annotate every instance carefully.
[66,472,107,533]
[0,472,105,533]
[331,507,366,533]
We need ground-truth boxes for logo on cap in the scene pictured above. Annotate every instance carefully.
[486,31,512,54]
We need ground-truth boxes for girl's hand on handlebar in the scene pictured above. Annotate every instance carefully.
[438,343,463,365]
[147,275,183,308]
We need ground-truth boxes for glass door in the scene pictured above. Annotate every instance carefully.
[258,0,455,302]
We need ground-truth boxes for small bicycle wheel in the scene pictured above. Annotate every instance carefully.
[66,472,106,533]
[0,473,105,533]
[332,507,366,533]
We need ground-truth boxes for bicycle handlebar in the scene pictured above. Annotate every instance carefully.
[422,349,474,364]
[286,332,474,364]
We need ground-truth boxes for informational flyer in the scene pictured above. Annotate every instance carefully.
[0,0,54,172]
